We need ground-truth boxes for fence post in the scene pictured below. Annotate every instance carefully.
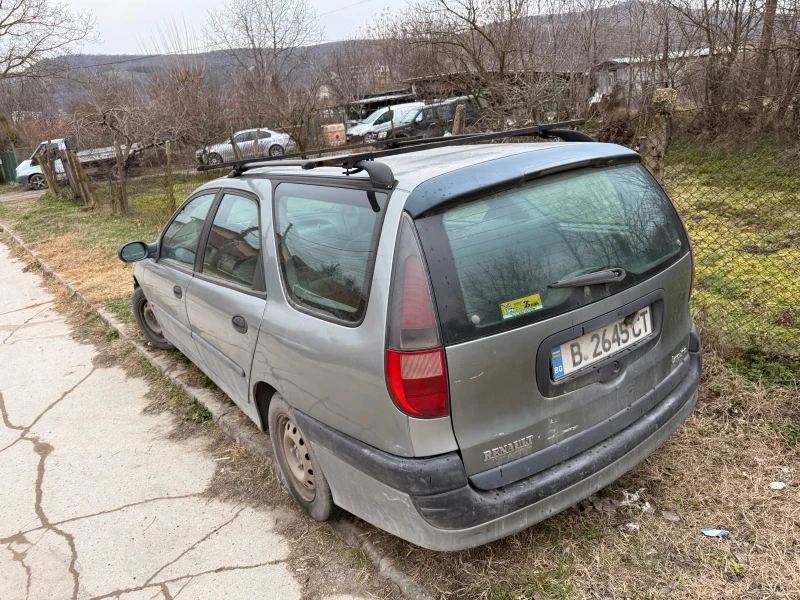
[71,151,95,208]
[59,149,83,205]
[165,140,176,212]
[253,128,260,158]
[40,140,58,196]
[643,88,676,181]
[229,126,241,161]
[452,104,467,135]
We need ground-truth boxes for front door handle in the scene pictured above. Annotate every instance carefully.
[232,315,248,334]
[173,285,182,299]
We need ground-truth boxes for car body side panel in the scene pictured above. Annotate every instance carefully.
[250,187,422,457]
[185,276,266,419]
[139,259,199,361]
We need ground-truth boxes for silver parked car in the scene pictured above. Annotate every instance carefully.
[196,128,296,165]
[119,124,701,551]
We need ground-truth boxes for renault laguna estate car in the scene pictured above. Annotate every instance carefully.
[118,127,701,551]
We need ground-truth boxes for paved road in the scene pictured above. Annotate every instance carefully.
[0,242,367,600]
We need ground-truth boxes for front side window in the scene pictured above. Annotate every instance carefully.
[161,193,216,267]
[419,163,688,343]
[202,194,261,288]
[274,183,388,323]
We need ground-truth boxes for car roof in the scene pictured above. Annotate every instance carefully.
[216,142,638,194]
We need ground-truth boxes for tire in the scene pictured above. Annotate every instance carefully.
[132,287,175,351]
[268,395,337,521]
[29,174,47,191]
[268,144,284,157]
[207,152,223,165]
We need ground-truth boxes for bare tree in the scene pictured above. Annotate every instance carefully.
[0,0,97,80]
[204,0,324,149]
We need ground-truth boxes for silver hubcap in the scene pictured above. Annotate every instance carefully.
[269,146,283,156]
[208,154,222,164]
[31,176,46,190]
[142,301,163,337]
[279,415,315,501]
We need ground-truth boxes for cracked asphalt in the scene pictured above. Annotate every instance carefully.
[0,242,370,599]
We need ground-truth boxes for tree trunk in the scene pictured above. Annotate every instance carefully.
[753,0,778,108]
[114,138,129,215]
[165,140,176,212]
[452,104,467,135]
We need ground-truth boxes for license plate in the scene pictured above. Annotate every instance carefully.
[551,306,653,381]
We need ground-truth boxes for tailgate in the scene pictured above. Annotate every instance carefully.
[414,163,693,481]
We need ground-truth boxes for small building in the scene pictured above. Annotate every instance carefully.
[593,48,710,108]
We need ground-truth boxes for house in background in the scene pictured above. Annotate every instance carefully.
[593,48,710,108]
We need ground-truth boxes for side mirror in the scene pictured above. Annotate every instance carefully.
[118,241,149,263]
[30,157,39,166]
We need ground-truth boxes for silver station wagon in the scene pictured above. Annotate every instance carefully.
[119,124,701,551]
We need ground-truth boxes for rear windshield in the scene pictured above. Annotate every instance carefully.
[417,163,688,344]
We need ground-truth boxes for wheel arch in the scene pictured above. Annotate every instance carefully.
[253,380,278,431]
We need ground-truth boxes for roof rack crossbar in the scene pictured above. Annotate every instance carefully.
[200,119,588,189]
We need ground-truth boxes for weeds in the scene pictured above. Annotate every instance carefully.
[186,399,214,425]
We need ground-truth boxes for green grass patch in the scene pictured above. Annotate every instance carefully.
[104,296,135,325]
[728,350,800,386]
[664,142,800,355]
[490,556,575,600]
[186,399,214,425]
[768,423,800,448]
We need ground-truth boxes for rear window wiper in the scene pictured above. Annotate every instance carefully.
[549,268,626,288]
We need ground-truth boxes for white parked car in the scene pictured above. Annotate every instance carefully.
[196,129,296,165]
[16,138,142,190]
[345,103,424,144]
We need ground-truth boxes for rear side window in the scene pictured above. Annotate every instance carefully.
[417,163,688,344]
[274,183,388,323]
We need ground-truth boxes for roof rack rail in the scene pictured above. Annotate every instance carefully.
[197,119,589,189]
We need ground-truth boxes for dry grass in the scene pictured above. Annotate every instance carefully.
[350,331,800,600]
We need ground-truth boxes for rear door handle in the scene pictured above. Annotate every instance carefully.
[173,285,182,299]
[232,315,248,334]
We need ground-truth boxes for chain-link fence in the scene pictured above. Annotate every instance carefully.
[660,133,800,356]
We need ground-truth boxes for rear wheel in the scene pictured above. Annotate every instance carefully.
[268,395,337,521]
[268,144,284,157]
[29,174,47,190]
[132,287,174,351]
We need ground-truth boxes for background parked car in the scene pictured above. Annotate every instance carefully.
[345,102,424,144]
[376,97,481,140]
[16,138,143,190]
[196,129,296,165]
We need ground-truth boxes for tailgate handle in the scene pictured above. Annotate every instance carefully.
[232,315,248,334]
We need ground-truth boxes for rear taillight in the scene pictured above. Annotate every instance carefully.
[386,348,448,418]
[385,214,449,418]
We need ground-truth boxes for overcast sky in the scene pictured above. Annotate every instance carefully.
[69,0,406,55]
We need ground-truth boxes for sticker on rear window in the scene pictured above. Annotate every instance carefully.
[500,293,543,320]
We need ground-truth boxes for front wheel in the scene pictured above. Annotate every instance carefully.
[268,395,337,521]
[207,153,223,165]
[132,287,174,351]
[29,174,47,190]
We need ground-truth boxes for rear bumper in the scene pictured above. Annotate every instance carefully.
[297,327,701,551]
